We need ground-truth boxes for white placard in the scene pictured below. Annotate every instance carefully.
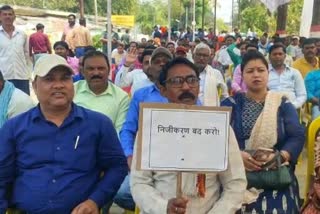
[137,103,231,172]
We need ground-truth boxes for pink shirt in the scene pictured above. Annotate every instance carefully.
[231,64,247,93]
[67,56,79,75]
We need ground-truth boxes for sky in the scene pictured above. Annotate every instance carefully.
[216,0,233,23]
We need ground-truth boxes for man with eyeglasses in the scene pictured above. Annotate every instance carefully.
[193,43,229,106]
[117,47,173,212]
[130,57,246,214]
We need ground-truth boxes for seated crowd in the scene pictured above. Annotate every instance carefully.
[1,4,320,214]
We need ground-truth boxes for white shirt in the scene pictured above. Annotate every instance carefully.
[117,67,153,95]
[130,128,247,214]
[216,46,233,66]
[199,66,228,104]
[0,26,30,80]
[7,88,34,119]
[268,64,307,109]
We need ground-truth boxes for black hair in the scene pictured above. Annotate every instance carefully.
[245,43,258,50]
[79,18,86,26]
[159,57,199,86]
[241,50,268,73]
[166,42,175,47]
[36,23,44,30]
[273,38,285,45]
[84,46,96,54]
[0,5,14,12]
[237,41,248,49]
[82,50,110,70]
[302,38,316,48]
[138,43,147,49]
[138,45,156,62]
[269,44,286,54]
[68,14,76,19]
[225,35,236,41]
[53,41,69,50]
[140,49,154,63]
[0,70,3,82]
[130,41,138,47]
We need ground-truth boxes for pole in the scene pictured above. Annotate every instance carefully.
[94,0,98,25]
[79,0,84,19]
[310,0,320,38]
[276,3,288,37]
[107,0,112,79]
[192,0,196,42]
[231,0,234,30]
[168,0,171,42]
[185,6,188,30]
[213,0,217,35]
[202,0,205,30]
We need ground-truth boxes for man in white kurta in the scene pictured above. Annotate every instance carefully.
[130,57,247,214]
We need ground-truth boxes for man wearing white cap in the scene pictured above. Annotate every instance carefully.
[0,54,128,214]
[287,36,302,61]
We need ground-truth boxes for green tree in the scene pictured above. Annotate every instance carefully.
[286,0,303,34]
[1,0,78,11]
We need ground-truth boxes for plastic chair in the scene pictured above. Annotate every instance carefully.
[124,209,135,214]
[135,207,140,214]
[304,117,320,200]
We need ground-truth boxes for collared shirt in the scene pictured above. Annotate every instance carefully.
[7,88,34,119]
[74,80,130,133]
[216,46,233,66]
[29,32,50,54]
[231,64,247,93]
[0,104,127,214]
[111,49,126,66]
[292,57,320,78]
[0,26,29,80]
[198,65,229,105]
[268,65,307,109]
[117,67,153,95]
[130,128,247,214]
[120,85,168,157]
[67,26,93,50]
[305,69,320,101]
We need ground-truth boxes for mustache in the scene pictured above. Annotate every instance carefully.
[91,75,102,80]
[178,92,196,100]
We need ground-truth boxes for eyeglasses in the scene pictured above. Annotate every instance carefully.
[164,75,200,88]
[195,53,210,58]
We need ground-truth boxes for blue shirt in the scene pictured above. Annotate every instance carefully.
[268,64,307,109]
[0,104,128,214]
[72,73,84,82]
[305,69,320,101]
[119,84,167,157]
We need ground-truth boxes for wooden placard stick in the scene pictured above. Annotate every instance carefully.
[176,172,183,198]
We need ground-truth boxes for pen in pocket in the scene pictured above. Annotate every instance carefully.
[74,136,80,149]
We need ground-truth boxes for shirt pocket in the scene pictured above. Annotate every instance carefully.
[61,134,97,172]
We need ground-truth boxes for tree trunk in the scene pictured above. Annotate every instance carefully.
[79,0,84,19]
[276,3,288,37]
[310,0,320,38]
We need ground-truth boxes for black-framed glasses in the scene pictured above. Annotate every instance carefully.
[164,75,200,88]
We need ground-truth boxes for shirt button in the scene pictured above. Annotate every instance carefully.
[52,179,56,183]
[56,147,60,151]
